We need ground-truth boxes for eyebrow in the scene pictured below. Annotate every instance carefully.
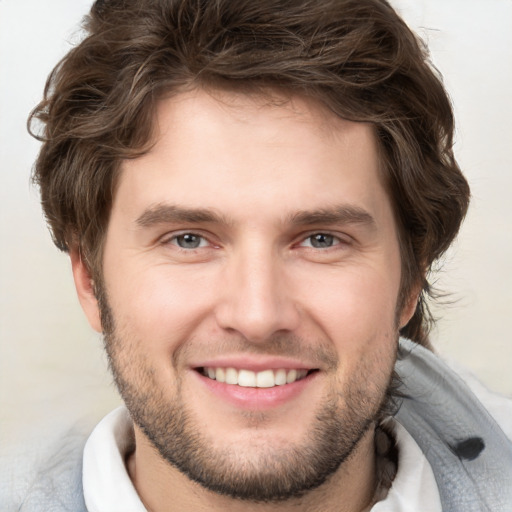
[136,204,231,228]
[287,206,376,228]
[135,203,376,229]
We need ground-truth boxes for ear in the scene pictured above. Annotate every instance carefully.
[70,248,103,333]
[398,282,422,330]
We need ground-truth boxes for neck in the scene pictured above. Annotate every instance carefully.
[127,425,379,512]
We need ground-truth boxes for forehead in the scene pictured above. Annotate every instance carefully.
[152,87,377,158]
[112,88,390,228]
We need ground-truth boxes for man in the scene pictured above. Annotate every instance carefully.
[25,0,512,510]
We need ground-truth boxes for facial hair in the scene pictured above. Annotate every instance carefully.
[96,284,398,503]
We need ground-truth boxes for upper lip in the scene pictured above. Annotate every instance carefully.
[191,356,318,372]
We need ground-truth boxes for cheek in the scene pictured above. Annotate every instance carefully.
[301,265,400,341]
[106,264,216,348]
[294,263,400,391]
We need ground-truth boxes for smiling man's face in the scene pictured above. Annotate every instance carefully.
[74,88,416,503]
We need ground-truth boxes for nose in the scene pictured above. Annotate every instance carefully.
[214,245,300,343]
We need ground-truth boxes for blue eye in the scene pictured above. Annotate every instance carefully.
[172,233,208,249]
[302,233,339,249]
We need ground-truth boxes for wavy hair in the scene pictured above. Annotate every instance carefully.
[29,0,470,345]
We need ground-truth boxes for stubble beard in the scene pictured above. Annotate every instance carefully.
[97,288,398,504]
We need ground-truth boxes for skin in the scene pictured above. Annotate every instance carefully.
[72,88,418,512]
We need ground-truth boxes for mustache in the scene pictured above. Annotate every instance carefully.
[173,333,339,370]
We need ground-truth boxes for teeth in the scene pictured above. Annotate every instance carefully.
[286,369,297,384]
[274,369,287,386]
[215,368,226,383]
[238,369,256,387]
[256,369,275,388]
[225,367,238,385]
[202,367,310,388]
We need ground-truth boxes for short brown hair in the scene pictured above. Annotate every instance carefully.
[29,0,470,345]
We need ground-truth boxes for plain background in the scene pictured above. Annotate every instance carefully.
[1,0,511,464]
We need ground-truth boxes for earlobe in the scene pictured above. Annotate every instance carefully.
[398,283,422,330]
[70,248,103,333]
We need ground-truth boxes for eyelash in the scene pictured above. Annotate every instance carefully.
[298,232,346,249]
[161,231,350,251]
[163,232,212,250]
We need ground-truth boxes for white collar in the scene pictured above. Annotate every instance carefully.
[83,406,146,512]
[83,407,441,511]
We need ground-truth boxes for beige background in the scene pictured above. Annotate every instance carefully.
[1,0,511,460]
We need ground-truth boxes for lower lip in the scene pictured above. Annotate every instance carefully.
[194,371,318,410]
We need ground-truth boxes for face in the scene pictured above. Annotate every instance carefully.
[76,88,414,502]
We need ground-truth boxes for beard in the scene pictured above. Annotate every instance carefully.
[97,285,398,504]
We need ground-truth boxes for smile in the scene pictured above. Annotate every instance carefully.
[198,367,313,388]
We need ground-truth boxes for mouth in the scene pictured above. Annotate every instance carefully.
[196,367,318,388]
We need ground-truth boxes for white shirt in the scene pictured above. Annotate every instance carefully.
[82,407,442,512]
